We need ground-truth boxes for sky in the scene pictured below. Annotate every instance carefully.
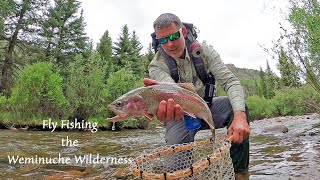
[79,0,291,73]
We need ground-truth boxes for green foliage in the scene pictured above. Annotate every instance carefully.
[106,68,141,103]
[9,62,69,119]
[106,68,142,129]
[277,48,300,87]
[257,62,279,99]
[143,43,155,77]
[241,79,257,97]
[272,0,320,94]
[129,30,144,78]
[65,54,108,120]
[265,60,278,98]
[97,30,113,80]
[113,24,132,71]
[0,95,7,110]
[259,66,268,98]
[0,0,50,96]
[40,0,90,69]
[247,95,276,120]
[123,117,149,129]
[216,84,226,96]
[0,0,15,38]
[272,88,305,116]
[248,85,320,120]
[297,85,320,113]
[87,117,109,128]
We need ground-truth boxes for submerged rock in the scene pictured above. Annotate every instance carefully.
[263,125,289,133]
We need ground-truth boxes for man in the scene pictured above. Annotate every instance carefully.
[144,13,250,179]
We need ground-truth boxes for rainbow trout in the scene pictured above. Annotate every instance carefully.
[107,84,215,136]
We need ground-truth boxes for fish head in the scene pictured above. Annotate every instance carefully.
[107,95,146,122]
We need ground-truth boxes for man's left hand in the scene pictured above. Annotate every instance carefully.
[228,111,250,143]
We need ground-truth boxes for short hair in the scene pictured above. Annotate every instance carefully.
[153,13,182,30]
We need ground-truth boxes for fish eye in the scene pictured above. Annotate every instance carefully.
[115,101,122,107]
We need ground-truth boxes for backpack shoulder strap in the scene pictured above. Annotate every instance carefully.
[159,47,179,83]
[185,39,208,84]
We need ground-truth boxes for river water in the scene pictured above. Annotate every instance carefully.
[0,115,319,179]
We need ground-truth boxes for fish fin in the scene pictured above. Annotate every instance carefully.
[143,112,154,121]
[183,111,196,118]
[178,83,196,93]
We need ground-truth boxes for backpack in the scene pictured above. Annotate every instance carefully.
[151,23,216,107]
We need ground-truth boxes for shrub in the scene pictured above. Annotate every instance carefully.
[105,68,142,129]
[272,88,304,116]
[123,117,149,129]
[65,55,108,121]
[9,62,69,119]
[247,95,276,120]
[0,95,7,110]
[299,85,320,113]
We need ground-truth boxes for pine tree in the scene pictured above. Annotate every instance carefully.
[254,79,262,97]
[129,30,143,78]
[143,43,155,77]
[113,24,132,72]
[40,0,90,69]
[97,29,113,80]
[259,66,267,99]
[278,48,300,87]
[265,60,276,99]
[0,0,49,96]
[97,30,112,63]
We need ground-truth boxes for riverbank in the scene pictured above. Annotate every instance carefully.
[0,117,161,131]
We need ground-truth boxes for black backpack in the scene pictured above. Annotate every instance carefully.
[151,23,216,107]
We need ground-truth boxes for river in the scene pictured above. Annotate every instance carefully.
[0,114,319,179]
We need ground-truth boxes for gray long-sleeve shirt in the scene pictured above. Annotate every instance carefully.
[148,45,245,113]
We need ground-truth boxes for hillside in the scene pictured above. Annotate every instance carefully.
[226,64,260,81]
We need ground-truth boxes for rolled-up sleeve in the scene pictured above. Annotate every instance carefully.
[148,52,176,83]
[205,47,246,112]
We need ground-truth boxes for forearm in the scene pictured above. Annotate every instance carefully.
[205,47,246,112]
[226,83,246,112]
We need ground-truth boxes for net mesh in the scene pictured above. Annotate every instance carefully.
[131,135,235,180]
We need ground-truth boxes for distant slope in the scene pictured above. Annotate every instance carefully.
[226,64,260,81]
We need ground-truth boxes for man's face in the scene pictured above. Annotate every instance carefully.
[155,23,186,58]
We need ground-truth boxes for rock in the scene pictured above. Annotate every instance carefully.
[309,132,316,136]
[263,125,289,133]
[293,133,305,137]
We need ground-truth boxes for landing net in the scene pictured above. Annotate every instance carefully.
[131,135,235,180]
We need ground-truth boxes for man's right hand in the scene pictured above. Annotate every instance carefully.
[143,78,183,121]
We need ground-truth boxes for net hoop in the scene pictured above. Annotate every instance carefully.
[131,135,234,180]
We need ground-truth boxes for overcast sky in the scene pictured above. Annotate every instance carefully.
[79,0,290,73]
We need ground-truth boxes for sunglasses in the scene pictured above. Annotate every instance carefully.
[157,28,182,45]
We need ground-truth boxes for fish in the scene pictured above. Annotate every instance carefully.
[107,84,215,137]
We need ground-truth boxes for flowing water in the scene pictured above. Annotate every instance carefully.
[0,115,319,179]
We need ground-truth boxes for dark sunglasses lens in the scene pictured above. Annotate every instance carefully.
[169,31,180,41]
[158,37,168,44]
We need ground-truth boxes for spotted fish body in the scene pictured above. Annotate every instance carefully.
[107,84,215,131]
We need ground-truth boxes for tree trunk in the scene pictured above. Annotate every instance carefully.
[0,3,27,96]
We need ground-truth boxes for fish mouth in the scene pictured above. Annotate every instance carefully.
[107,107,128,122]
